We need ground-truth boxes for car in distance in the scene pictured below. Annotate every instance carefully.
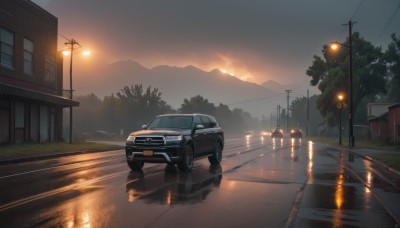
[125,114,224,172]
[290,128,303,138]
[271,127,283,138]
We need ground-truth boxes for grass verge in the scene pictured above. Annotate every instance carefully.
[370,153,400,171]
[0,142,124,161]
[307,136,400,171]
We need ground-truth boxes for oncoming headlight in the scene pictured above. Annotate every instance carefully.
[165,135,183,141]
[126,135,136,144]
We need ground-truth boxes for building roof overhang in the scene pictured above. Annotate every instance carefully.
[0,83,79,107]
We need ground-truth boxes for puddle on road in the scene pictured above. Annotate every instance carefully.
[301,184,359,210]
[312,172,357,184]
[126,165,223,205]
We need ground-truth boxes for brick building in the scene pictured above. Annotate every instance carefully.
[0,0,78,145]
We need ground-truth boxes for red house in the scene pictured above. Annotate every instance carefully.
[369,103,400,144]
[388,103,400,145]
[0,0,78,145]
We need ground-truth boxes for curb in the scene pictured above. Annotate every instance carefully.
[344,149,400,177]
[0,147,124,165]
[318,141,400,177]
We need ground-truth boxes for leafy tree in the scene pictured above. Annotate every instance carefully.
[179,95,258,134]
[306,32,386,126]
[180,95,216,115]
[290,95,324,136]
[101,94,121,133]
[73,93,102,133]
[384,34,400,102]
[116,84,173,132]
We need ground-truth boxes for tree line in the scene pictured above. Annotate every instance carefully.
[70,84,258,137]
[70,32,400,138]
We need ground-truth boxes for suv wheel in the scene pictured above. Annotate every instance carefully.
[127,160,144,171]
[208,142,222,165]
[178,145,194,172]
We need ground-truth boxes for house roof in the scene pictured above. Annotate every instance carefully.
[388,103,400,109]
[0,83,79,107]
[368,112,388,122]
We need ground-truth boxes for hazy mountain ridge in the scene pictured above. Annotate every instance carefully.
[74,60,282,116]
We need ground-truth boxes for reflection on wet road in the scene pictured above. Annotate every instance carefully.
[0,135,398,227]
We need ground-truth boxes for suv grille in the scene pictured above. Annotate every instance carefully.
[135,136,165,146]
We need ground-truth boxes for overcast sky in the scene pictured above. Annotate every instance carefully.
[32,0,400,94]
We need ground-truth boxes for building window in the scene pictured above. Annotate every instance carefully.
[24,38,34,75]
[44,54,56,84]
[0,28,14,69]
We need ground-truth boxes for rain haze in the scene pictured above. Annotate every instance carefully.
[3,1,400,227]
[31,0,400,116]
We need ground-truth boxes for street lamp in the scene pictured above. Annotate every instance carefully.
[337,94,346,145]
[330,20,356,148]
[62,39,90,143]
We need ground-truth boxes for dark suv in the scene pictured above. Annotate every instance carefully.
[125,114,224,172]
[271,127,283,138]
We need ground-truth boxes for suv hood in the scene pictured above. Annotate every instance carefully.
[129,129,191,136]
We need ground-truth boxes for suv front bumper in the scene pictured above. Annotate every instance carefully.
[125,145,185,164]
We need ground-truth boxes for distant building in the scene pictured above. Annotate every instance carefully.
[0,0,78,145]
[368,103,400,144]
[367,103,392,120]
[388,103,400,145]
[369,113,388,141]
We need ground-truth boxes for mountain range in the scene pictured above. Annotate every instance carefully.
[72,60,293,117]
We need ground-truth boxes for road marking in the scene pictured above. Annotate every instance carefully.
[0,170,129,212]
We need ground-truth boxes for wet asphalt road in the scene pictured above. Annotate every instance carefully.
[0,135,399,227]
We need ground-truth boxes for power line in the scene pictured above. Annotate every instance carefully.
[336,0,363,42]
[226,92,286,106]
[374,1,400,46]
[58,32,70,41]
[350,0,364,21]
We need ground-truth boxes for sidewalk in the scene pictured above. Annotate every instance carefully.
[0,140,125,165]
[345,147,400,225]
[348,147,400,176]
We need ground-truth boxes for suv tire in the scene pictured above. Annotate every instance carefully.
[178,145,194,172]
[208,142,222,165]
[127,160,144,171]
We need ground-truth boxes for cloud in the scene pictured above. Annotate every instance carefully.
[34,0,400,85]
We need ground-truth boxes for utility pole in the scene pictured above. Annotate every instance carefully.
[347,20,355,148]
[277,105,280,127]
[262,115,265,130]
[285,90,292,131]
[307,89,310,136]
[64,38,80,144]
[270,113,273,129]
[344,21,356,147]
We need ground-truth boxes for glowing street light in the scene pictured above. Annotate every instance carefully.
[82,50,91,56]
[330,42,339,50]
[330,20,356,148]
[337,94,346,145]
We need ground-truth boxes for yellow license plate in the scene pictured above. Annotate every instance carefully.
[143,150,153,156]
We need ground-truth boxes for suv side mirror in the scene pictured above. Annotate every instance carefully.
[142,125,148,129]
[195,124,205,130]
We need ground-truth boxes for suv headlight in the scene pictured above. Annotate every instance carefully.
[126,136,136,144]
[165,135,183,141]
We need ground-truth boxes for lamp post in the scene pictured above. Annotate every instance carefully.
[330,20,356,148]
[337,94,346,145]
[64,39,79,144]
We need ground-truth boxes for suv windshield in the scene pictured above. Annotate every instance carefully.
[147,116,193,129]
